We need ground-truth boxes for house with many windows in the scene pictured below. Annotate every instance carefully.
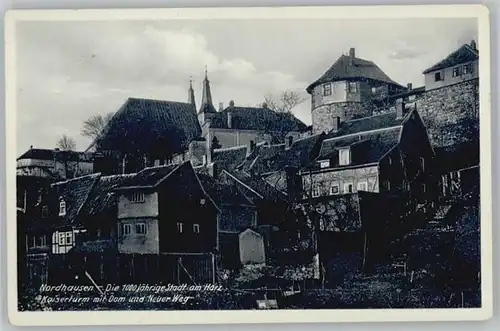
[301,105,437,209]
[422,40,479,91]
[110,162,218,254]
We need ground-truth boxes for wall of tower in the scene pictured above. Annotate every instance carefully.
[311,102,372,134]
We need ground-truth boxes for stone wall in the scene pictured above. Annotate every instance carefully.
[416,79,479,148]
[312,102,372,134]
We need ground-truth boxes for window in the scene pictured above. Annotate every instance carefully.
[66,232,73,245]
[130,192,145,203]
[41,206,48,218]
[434,71,444,81]
[323,83,332,96]
[319,160,330,168]
[463,63,473,75]
[58,232,65,245]
[177,222,184,233]
[193,224,200,234]
[135,223,147,235]
[420,157,425,172]
[452,66,462,77]
[330,185,339,195]
[40,235,47,247]
[312,188,321,198]
[154,159,161,166]
[121,223,131,236]
[348,82,358,93]
[339,148,350,166]
[384,180,391,191]
[357,182,368,192]
[344,183,353,193]
[58,199,66,216]
[388,157,392,165]
[422,183,427,194]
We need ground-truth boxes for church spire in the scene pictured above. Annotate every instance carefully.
[188,78,196,108]
[199,65,216,113]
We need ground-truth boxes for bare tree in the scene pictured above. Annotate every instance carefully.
[264,90,306,113]
[56,134,76,151]
[81,113,114,141]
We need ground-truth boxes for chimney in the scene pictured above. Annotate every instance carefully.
[218,102,224,111]
[208,162,218,178]
[331,116,341,132]
[229,100,235,107]
[396,98,405,119]
[407,83,413,91]
[227,111,233,129]
[349,47,355,58]
[470,40,477,50]
[246,140,256,157]
[262,102,268,109]
[285,135,294,149]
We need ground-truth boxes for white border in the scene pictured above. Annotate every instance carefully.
[5,4,492,326]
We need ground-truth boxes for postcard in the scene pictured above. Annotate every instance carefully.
[5,4,492,326]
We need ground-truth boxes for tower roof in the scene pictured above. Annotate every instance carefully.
[306,48,403,93]
[188,79,196,109]
[199,68,216,114]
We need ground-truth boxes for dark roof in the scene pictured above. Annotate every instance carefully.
[111,163,181,190]
[196,172,254,208]
[423,43,479,74]
[325,111,409,139]
[434,140,479,173]
[307,54,403,93]
[79,174,135,217]
[17,148,94,162]
[239,134,324,174]
[221,170,288,203]
[208,106,308,133]
[51,173,101,225]
[73,240,115,253]
[96,98,201,156]
[313,127,402,169]
[212,146,248,172]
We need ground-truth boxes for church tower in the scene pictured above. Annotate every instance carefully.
[198,68,217,126]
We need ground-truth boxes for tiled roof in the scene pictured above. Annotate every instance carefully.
[96,98,201,156]
[208,106,308,133]
[111,163,181,189]
[307,54,403,93]
[212,146,248,172]
[239,134,324,174]
[325,111,409,138]
[73,240,115,253]
[423,43,479,74]
[434,140,479,173]
[17,148,94,162]
[196,172,254,208]
[221,170,288,203]
[313,127,402,169]
[79,174,135,217]
[51,173,101,226]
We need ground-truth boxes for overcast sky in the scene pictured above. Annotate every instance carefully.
[16,18,478,153]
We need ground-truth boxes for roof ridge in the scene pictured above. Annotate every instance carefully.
[213,145,247,153]
[51,172,102,187]
[323,125,403,143]
[127,97,193,105]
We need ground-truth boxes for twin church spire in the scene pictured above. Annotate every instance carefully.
[188,66,217,114]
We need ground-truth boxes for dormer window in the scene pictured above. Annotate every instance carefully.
[339,148,351,166]
[41,206,48,218]
[58,198,66,216]
[323,83,332,96]
[319,160,330,168]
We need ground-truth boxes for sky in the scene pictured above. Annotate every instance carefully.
[15,18,478,154]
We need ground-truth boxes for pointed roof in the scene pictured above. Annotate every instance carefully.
[199,68,216,114]
[188,79,196,109]
[422,42,479,74]
[306,51,403,93]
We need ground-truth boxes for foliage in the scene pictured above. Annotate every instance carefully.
[81,113,114,141]
[56,134,76,151]
[264,90,306,114]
